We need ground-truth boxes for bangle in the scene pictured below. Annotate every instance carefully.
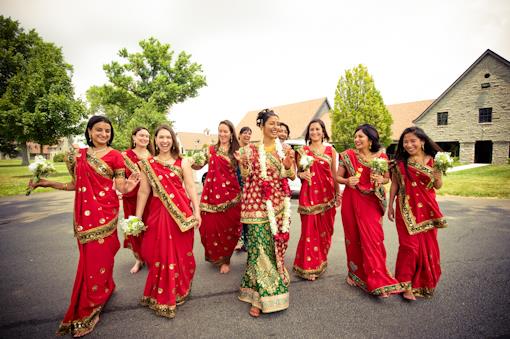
[63,183,68,191]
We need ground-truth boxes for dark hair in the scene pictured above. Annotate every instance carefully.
[354,124,381,152]
[217,120,240,166]
[395,126,442,163]
[153,125,181,158]
[279,122,290,137]
[130,126,154,155]
[239,126,252,134]
[305,119,329,144]
[85,115,114,147]
[256,109,278,127]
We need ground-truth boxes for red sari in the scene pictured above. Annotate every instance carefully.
[57,148,125,336]
[138,157,198,318]
[394,159,447,297]
[199,146,242,266]
[294,145,336,280]
[339,149,401,296]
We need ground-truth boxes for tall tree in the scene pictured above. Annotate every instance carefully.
[0,16,86,165]
[331,64,393,151]
[87,37,207,149]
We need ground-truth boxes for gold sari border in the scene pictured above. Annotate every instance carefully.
[139,159,198,232]
[140,294,188,319]
[238,288,289,313]
[122,153,140,174]
[348,272,403,296]
[200,194,241,213]
[298,199,335,215]
[87,153,114,179]
[75,217,118,244]
[56,306,102,336]
[293,261,328,280]
[64,151,76,181]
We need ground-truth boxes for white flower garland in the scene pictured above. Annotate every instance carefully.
[258,141,291,236]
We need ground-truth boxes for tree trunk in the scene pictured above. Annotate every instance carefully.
[20,143,30,166]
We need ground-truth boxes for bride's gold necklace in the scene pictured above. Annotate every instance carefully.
[90,146,109,156]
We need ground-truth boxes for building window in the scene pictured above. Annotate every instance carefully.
[437,112,448,126]
[481,83,490,88]
[479,107,492,123]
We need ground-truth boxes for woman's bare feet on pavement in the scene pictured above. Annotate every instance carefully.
[249,307,260,317]
[130,260,144,274]
[403,290,416,301]
[346,276,356,287]
[219,264,230,274]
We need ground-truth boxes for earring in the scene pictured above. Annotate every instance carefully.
[133,141,136,147]
[421,144,425,151]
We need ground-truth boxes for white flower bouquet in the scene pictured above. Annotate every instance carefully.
[191,151,207,167]
[120,216,147,236]
[299,152,314,185]
[369,158,389,175]
[434,152,454,175]
[26,155,56,196]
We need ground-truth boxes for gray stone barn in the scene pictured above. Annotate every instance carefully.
[414,49,510,164]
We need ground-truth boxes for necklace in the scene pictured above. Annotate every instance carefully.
[155,156,174,165]
[90,146,109,156]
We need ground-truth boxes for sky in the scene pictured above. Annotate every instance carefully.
[1,0,509,134]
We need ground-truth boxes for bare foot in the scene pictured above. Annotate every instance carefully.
[73,314,99,337]
[130,260,143,274]
[346,276,356,287]
[309,275,316,281]
[379,292,390,298]
[234,240,243,251]
[249,306,260,318]
[219,264,230,274]
[403,290,416,301]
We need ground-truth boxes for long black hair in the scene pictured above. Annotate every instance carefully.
[354,124,380,152]
[216,120,240,166]
[85,115,114,147]
[305,119,330,144]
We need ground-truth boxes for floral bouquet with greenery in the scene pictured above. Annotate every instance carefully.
[26,155,56,196]
[369,158,389,175]
[190,151,207,167]
[434,152,454,175]
[299,152,314,185]
[120,216,147,236]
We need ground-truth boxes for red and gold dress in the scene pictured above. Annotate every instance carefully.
[199,146,242,266]
[339,149,401,296]
[393,159,447,297]
[138,157,198,318]
[121,149,149,260]
[293,145,336,280]
[57,148,125,336]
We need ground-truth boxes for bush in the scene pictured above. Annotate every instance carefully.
[52,153,65,162]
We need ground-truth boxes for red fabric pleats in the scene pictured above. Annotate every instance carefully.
[199,205,242,266]
[395,205,441,297]
[140,196,195,318]
[293,207,335,279]
[341,188,401,295]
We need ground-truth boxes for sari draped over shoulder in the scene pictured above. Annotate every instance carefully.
[199,146,242,266]
[293,145,336,280]
[138,157,197,318]
[339,149,401,296]
[57,148,124,336]
[394,159,447,297]
[238,144,293,313]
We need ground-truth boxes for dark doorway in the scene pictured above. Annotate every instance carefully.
[475,140,492,163]
[436,142,460,158]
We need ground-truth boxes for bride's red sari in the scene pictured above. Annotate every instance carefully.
[138,157,198,318]
[121,149,149,260]
[293,145,336,280]
[339,149,401,296]
[394,159,447,297]
[57,148,125,336]
[199,146,241,266]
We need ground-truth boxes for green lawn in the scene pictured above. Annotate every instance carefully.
[438,164,510,198]
[0,159,71,197]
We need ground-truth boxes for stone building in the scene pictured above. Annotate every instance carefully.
[413,49,510,164]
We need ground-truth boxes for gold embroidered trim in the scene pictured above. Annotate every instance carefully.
[293,261,328,280]
[200,194,241,213]
[153,158,184,180]
[87,153,114,179]
[64,151,76,181]
[140,293,189,319]
[56,306,102,336]
[348,272,403,296]
[122,153,140,174]
[139,159,198,232]
[298,199,335,215]
[396,165,448,235]
[74,217,118,244]
[239,287,289,313]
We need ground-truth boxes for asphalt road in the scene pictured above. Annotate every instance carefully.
[0,191,509,338]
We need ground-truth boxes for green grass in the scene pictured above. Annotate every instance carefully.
[438,164,510,198]
[0,159,71,197]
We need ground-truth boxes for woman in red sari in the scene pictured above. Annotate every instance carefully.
[30,116,139,337]
[135,125,201,319]
[122,127,153,274]
[336,124,401,297]
[193,120,241,274]
[294,119,341,280]
[388,127,447,300]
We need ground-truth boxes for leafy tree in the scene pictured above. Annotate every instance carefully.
[87,37,207,149]
[331,64,393,152]
[0,16,86,165]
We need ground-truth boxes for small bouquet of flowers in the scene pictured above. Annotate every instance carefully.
[299,152,314,185]
[190,151,207,167]
[26,155,56,196]
[120,216,147,236]
[369,158,389,175]
[434,152,454,175]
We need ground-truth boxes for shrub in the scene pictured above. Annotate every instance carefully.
[52,153,65,162]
